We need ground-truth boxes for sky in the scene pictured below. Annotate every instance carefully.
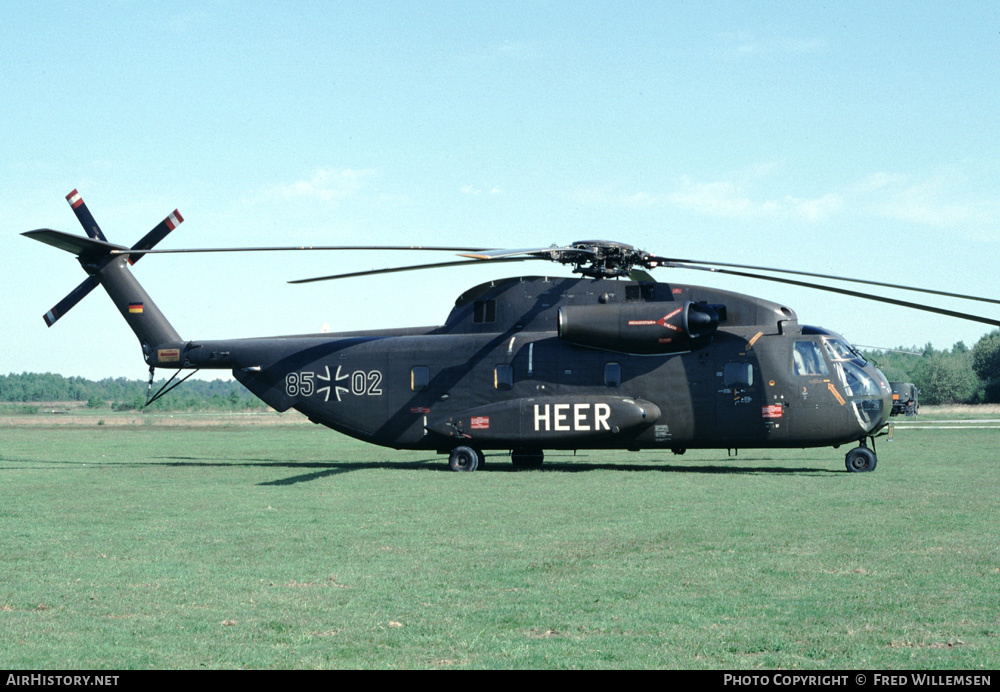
[2,1,999,380]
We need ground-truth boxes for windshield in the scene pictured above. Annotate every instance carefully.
[828,344,889,433]
[823,338,867,365]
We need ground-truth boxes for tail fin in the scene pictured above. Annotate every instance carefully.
[24,190,185,359]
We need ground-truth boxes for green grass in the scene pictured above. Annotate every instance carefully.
[1,422,998,669]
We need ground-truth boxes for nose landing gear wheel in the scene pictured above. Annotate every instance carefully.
[845,446,877,473]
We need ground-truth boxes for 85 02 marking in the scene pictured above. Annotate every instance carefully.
[286,366,382,402]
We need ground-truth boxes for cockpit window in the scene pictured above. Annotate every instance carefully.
[793,341,829,376]
[824,338,864,363]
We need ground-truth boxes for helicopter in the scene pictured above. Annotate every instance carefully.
[23,190,1000,473]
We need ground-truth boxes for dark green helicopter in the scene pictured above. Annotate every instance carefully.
[24,190,1000,473]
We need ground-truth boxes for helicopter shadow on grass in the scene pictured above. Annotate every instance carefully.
[141,455,441,486]
[252,455,843,484]
[142,453,844,484]
[4,454,841,484]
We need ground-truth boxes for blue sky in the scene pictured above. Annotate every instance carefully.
[3,1,999,379]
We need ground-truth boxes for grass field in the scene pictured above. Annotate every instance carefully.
[1,416,997,669]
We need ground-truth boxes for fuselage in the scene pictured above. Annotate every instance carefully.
[164,276,892,454]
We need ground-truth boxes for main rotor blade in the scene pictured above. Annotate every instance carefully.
[118,244,495,256]
[458,245,598,261]
[669,263,1000,328]
[650,255,1000,306]
[289,257,534,284]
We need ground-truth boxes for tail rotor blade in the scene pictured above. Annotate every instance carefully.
[128,209,184,265]
[42,276,100,327]
[65,189,108,242]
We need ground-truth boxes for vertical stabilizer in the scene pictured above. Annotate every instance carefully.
[95,255,182,350]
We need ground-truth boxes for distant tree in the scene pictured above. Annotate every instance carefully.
[972,330,1000,403]
[1,373,266,411]
[912,352,981,404]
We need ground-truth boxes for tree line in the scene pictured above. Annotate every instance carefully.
[862,330,1000,405]
[0,372,266,412]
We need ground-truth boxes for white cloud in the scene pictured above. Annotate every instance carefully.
[574,175,842,222]
[574,165,998,229]
[718,31,828,57]
[268,168,376,202]
[856,171,998,228]
[666,178,842,221]
[460,185,503,196]
[572,188,659,209]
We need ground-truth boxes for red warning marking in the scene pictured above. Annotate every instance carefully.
[165,210,184,230]
[470,416,490,430]
[762,404,783,419]
[66,189,83,208]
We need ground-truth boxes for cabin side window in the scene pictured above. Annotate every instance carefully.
[494,364,513,391]
[474,299,497,324]
[723,362,753,388]
[625,284,654,301]
[410,366,429,391]
[793,341,829,376]
[604,362,622,387]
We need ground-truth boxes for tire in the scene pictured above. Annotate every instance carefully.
[845,447,877,473]
[448,445,480,472]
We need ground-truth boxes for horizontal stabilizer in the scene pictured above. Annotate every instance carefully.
[21,228,128,257]
[23,228,126,258]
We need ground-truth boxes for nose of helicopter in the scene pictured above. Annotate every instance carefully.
[860,363,894,434]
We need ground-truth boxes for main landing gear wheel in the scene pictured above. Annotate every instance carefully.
[448,445,482,472]
[510,448,544,470]
[844,446,877,473]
